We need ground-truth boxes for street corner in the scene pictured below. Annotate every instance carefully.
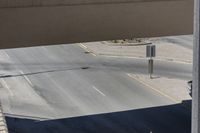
[126,73,191,103]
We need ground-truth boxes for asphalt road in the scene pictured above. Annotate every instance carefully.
[0,43,192,133]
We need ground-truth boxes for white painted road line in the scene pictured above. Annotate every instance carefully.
[91,53,97,57]
[93,86,106,96]
[79,43,97,56]
[20,71,33,86]
[1,79,13,96]
[80,43,87,49]
[2,51,10,59]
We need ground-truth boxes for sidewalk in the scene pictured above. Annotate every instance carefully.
[82,40,192,64]
[0,103,8,133]
[127,73,191,103]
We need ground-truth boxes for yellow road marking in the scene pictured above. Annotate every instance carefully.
[126,73,180,103]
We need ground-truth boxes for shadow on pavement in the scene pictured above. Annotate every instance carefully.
[6,100,191,133]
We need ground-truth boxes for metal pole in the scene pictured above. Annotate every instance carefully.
[148,58,153,79]
[192,0,200,132]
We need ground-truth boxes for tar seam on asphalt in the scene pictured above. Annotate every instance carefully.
[0,66,90,79]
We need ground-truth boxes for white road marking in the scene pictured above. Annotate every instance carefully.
[80,43,87,49]
[2,50,10,59]
[79,43,97,56]
[1,79,13,96]
[92,86,106,96]
[19,71,33,86]
[91,53,97,57]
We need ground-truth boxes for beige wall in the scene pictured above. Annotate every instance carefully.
[0,0,184,8]
[0,0,193,48]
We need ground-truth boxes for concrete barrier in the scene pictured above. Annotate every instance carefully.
[0,0,193,48]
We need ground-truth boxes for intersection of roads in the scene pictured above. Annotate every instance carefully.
[0,42,192,133]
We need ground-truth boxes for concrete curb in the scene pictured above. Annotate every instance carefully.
[79,43,192,64]
[105,42,152,46]
[99,53,192,64]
